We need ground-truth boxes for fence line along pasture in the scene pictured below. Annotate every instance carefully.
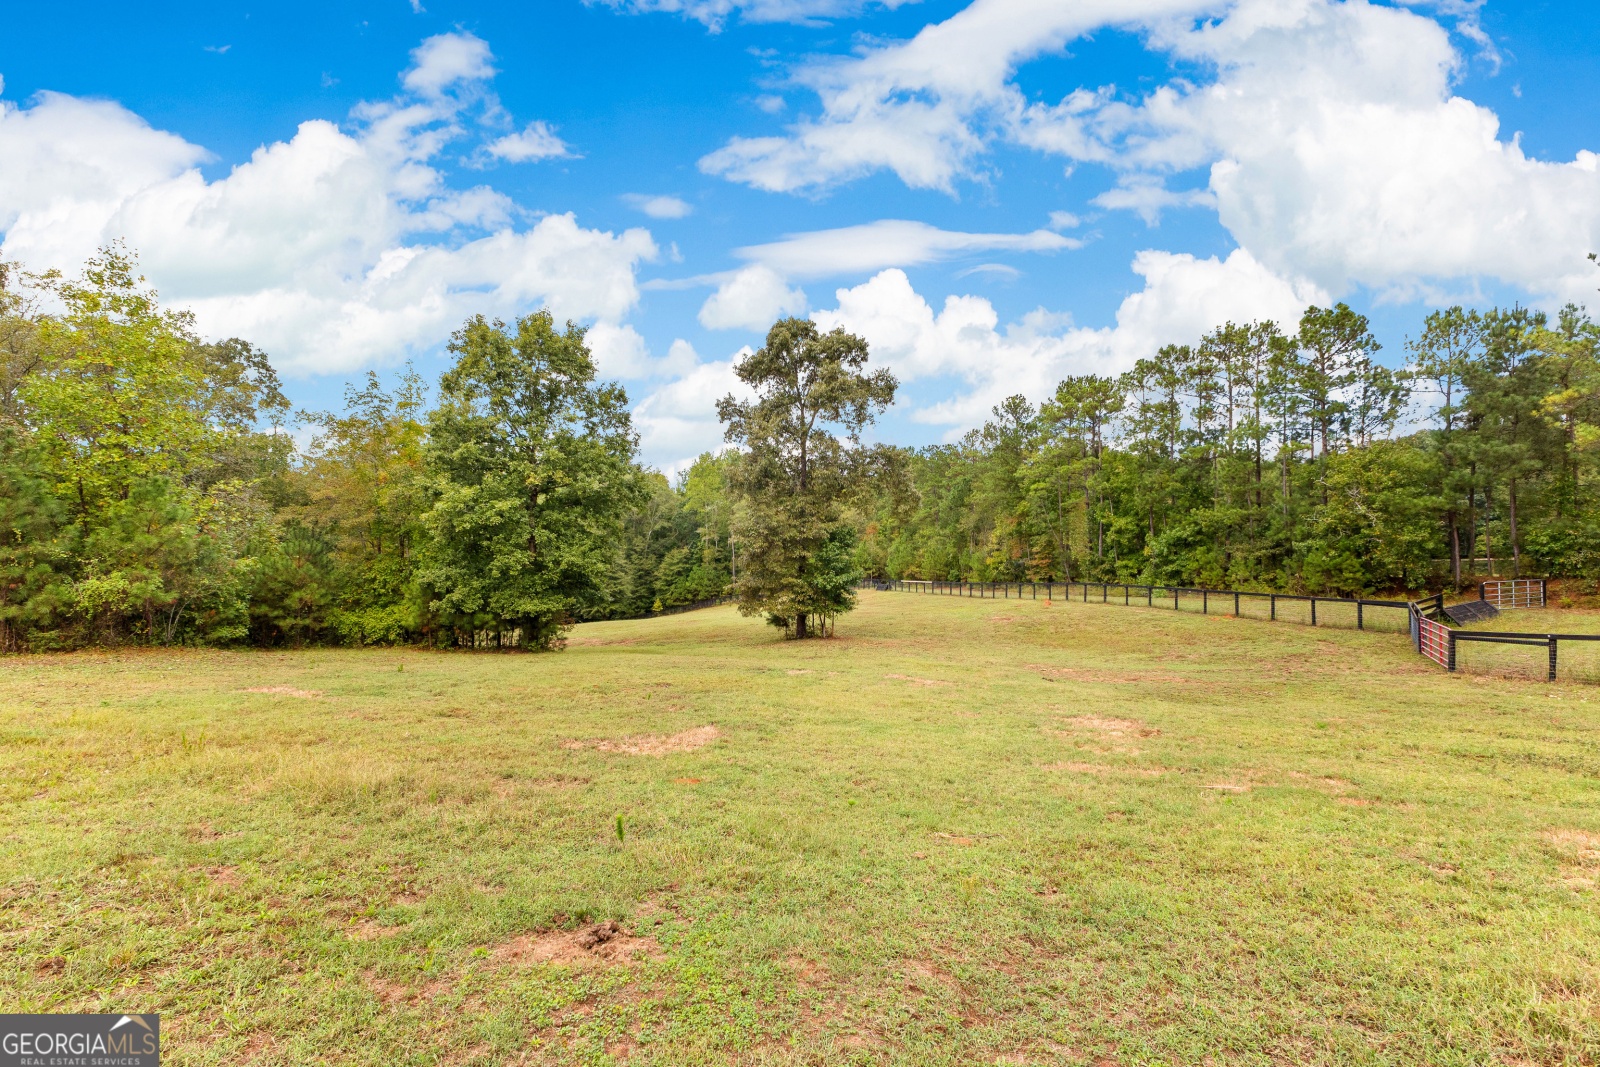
[862,577,1600,685]
[611,594,735,623]
[860,578,1413,632]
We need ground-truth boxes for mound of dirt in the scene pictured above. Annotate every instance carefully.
[563,725,720,756]
[494,921,663,967]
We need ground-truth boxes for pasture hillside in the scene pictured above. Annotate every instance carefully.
[3,592,1599,1065]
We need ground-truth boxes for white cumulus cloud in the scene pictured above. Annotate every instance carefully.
[402,32,496,98]
[0,33,654,376]
[486,120,572,162]
[632,352,752,468]
[596,0,921,31]
[813,249,1325,428]
[698,264,808,330]
[699,0,1600,305]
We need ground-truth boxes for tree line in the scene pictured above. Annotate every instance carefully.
[0,250,736,651]
[3,246,1597,651]
[853,302,1600,596]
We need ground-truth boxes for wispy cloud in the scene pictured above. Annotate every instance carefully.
[622,193,693,219]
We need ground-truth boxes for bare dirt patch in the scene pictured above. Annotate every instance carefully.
[1055,716,1161,738]
[345,919,392,941]
[493,921,663,967]
[241,686,323,698]
[885,673,952,687]
[563,726,720,757]
[239,1031,276,1063]
[364,970,451,1007]
[202,865,242,889]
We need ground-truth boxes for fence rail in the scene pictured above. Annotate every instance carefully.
[861,578,1412,631]
[865,578,1600,685]
[606,594,735,623]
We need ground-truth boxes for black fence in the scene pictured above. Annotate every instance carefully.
[607,594,735,623]
[859,578,1600,685]
[651,594,735,618]
[859,578,1414,632]
[1408,591,1600,682]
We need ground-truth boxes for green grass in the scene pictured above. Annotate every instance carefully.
[4,592,1600,1065]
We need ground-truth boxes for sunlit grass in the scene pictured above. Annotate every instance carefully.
[3,592,1599,1065]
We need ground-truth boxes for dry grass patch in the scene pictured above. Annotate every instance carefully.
[562,725,720,756]
[1042,761,1165,777]
[1048,715,1162,748]
[1543,829,1600,890]
[240,686,323,698]
[885,673,952,687]
[1030,664,1187,684]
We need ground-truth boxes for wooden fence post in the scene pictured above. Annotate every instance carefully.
[1310,597,1317,626]
[1549,636,1558,682]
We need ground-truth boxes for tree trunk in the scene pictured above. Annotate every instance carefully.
[795,613,808,639]
[1448,509,1461,588]
[1508,476,1521,578]
[1465,476,1478,578]
[1483,486,1494,576]
[1254,442,1262,511]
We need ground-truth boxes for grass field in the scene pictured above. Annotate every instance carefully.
[4,592,1600,1065]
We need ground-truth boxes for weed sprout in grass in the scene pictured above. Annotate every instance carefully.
[615,814,625,843]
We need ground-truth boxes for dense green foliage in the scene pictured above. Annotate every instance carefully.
[853,304,1600,596]
[718,318,896,637]
[0,252,728,651]
[5,246,1599,650]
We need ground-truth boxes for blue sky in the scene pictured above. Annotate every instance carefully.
[2,0,1598,469]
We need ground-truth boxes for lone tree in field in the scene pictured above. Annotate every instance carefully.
[420,311,644,649]
[717,317,896,638]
